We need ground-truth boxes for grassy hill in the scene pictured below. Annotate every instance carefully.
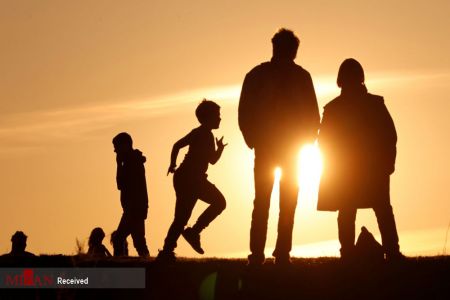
[0,255,449,299]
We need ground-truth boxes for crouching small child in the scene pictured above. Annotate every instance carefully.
[88,227,112,257]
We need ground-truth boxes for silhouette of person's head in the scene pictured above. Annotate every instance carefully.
[113,132,133,157]
[196,99,221,129]
[11,231,27,253]
[337,58,365,89]
[88,227,105,248]
[272,28,300,61]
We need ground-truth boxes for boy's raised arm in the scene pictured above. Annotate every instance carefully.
[167,133,192,175]
[210,136,227,165]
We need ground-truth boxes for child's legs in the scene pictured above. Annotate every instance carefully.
[192,179,226,233]
[130,218,149,257]
[163,191,197,252]
[114,213,132,256]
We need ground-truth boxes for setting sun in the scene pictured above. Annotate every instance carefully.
[298,143,323,185]
[270,143,323,210]
[298,143,323,209]
[272,143,323,189]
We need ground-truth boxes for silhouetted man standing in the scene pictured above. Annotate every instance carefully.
[239,29,320,265]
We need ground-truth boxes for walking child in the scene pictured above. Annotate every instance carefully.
[112,132,150,257]
[157,99,227,261]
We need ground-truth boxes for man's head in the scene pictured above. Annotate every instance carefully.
[196,99,221,129]
[272,28,300,61]
[337,58,365,88]
[113,132,133,157]
[11,231,27,253]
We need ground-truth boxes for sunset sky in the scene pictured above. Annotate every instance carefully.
[1,0,449,258]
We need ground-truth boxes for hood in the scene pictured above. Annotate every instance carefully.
[125,149,146,164]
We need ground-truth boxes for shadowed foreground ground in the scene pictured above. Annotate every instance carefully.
[0,255,449,299]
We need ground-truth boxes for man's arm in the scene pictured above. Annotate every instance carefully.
[302,73,321,142]
[238,72,257,149]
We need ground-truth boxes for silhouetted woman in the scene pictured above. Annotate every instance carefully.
[88,227,112,257]
[317,58,404,261]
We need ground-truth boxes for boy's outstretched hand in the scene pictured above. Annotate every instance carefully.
[216,136,228,150]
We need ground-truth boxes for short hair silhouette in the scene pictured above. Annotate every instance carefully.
[112,132,133,148]
[195,99,221,124]
[11,231,27,252]
[337,58,365,88]
[271,28,300,60]
[88,227,105,248]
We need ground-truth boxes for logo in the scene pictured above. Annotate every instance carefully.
[5,269,54,287]
[1,267,144,289]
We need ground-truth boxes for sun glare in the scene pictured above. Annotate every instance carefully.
[270,144,323,209]
[274,167,282,180]
[298,143,323,184]
[298,143,323,209]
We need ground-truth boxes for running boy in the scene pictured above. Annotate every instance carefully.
[157,100,227,260]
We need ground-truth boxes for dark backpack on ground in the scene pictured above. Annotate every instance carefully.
[355,226,384,263]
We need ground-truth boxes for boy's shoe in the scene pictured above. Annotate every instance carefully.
[182,227,205,254]
[155,250,176,263]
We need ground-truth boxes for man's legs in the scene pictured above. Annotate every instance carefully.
[337,208,357,259]
[249,153,274,264]
[273,160,298,262]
